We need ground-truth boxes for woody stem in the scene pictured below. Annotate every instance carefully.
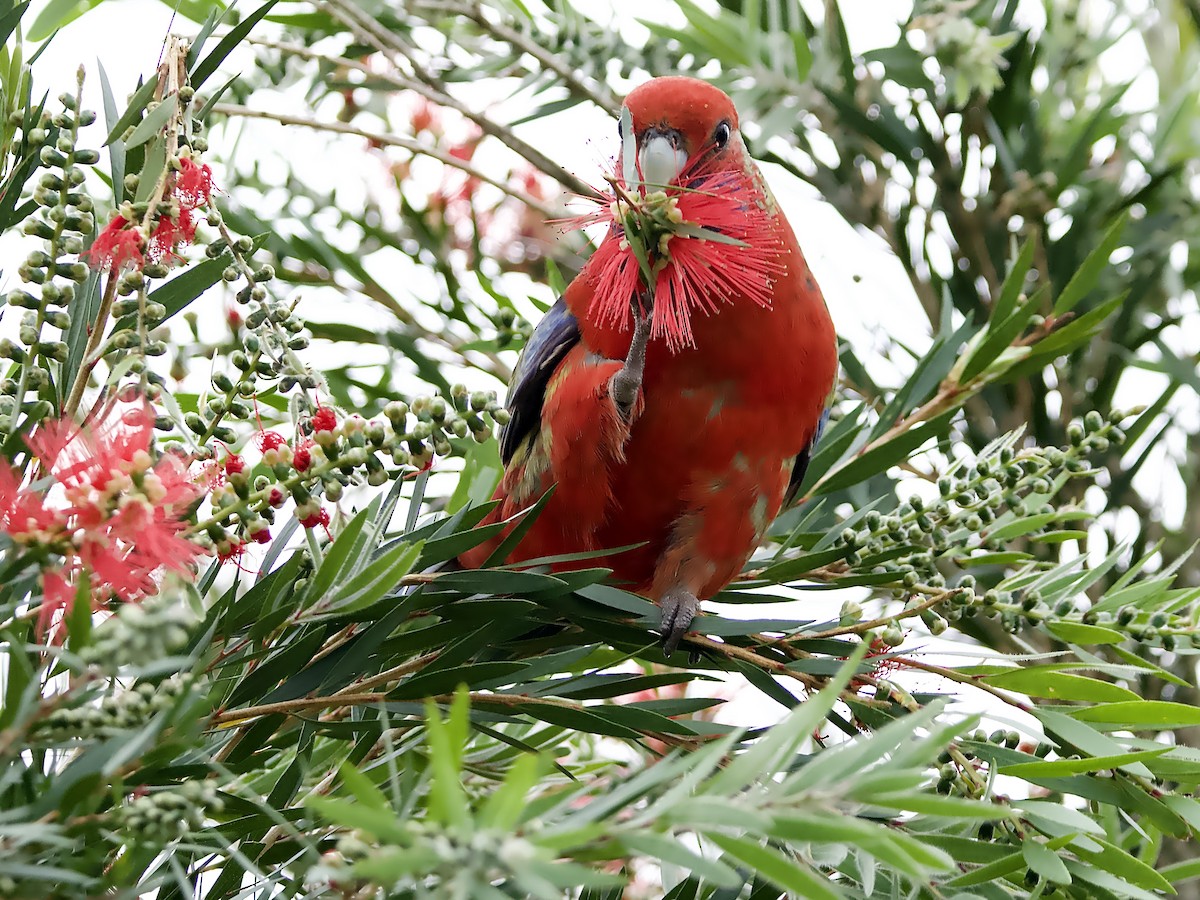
[62,272,120,423]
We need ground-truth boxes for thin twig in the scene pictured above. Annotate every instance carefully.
[210,103,558,218]
[436,0,620,114]
[318,0,603,200]
[801,590,951,640]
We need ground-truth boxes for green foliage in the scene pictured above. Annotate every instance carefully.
[0,0,1199,898]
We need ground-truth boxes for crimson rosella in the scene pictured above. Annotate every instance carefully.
[460,76,838,653]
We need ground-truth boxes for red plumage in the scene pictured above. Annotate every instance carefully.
[460,77,838,650]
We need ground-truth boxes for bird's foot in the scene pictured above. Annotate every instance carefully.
[659,587,700,656]
[610,298,653,421]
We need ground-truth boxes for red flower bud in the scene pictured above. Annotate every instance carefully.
[256,430,287,452]
[300,507,329,529]
[311,407,337,432]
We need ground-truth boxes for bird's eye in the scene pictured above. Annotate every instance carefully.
[713,121,732,149]
[617,118,624,139]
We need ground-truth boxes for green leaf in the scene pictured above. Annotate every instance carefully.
[483,485,556,566]
[321,539,423,615]
[96,60,125,202]
[477,753,541,831]
[1015,799,1105,835]
[1075,835,1175,893]
[992,238,1036,322]
[1070,700,1200,729]
[868,792,1006,819]
[1000,746,1172,778]
[124,95,178,150]
[1045,621,1126,645]
[708,641,868,794]
[946,835,1074,887]
[708,833,842,899]
[27,0,102,41]
[189,0,279,88]
[1021,839,1071,885]
[308,506,374,603]
[620,832,741,888]
[424,693,471,829]
[336,761,389,811]
[103,76,157,146]
[982,668,1140,702]
[1052,212,1128,315]
[815,411,955,495]
[306,796,408,842]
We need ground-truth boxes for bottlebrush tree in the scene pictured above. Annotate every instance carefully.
[1,1,1200,898]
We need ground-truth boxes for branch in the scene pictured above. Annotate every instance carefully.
[210,103,558,218]
[317,0,604,201]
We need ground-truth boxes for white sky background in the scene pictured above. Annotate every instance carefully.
[9,0,1199,737]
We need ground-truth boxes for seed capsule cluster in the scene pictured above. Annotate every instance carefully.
[196,387,510,553]
[79,593,197,674]
[0,77,97,436]
[116,778,223,844]
[31,674,196,744]
[835,412,1143,639]
[311,821,542,896]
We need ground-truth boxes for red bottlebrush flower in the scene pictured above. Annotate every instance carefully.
[300,506,329,530]
[250,526,272,544]
[224,453,246,476]
[567,158,785,350]
[268,486,286,508]
[256,430,287,452]
[292,444,312,473]
[84,215,145,271]
[148,207,196,263]
[227,307,243,329]
[174,158,214,210]
[217,537,247,563]
[311,407,337,432]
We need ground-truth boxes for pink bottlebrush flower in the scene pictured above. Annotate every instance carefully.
[174,158,214,209]
[567,156,785,350]
[16,398,208,633]
[84,215,146,271]
[0,457,67,543]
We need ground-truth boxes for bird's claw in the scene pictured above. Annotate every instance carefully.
[610,295,653,421]
[659,587,700,656]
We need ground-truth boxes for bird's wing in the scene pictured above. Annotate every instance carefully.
[783,404,831,507]
[499,298,582,465]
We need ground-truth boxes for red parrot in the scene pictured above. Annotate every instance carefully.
[460,77,838,653]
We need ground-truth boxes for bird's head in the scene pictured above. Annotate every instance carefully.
[622,77,744,190]
[569,76,783,350]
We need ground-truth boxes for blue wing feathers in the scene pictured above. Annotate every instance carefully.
[499,299,581,465]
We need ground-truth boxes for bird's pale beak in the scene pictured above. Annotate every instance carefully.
[637,134,688,190]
